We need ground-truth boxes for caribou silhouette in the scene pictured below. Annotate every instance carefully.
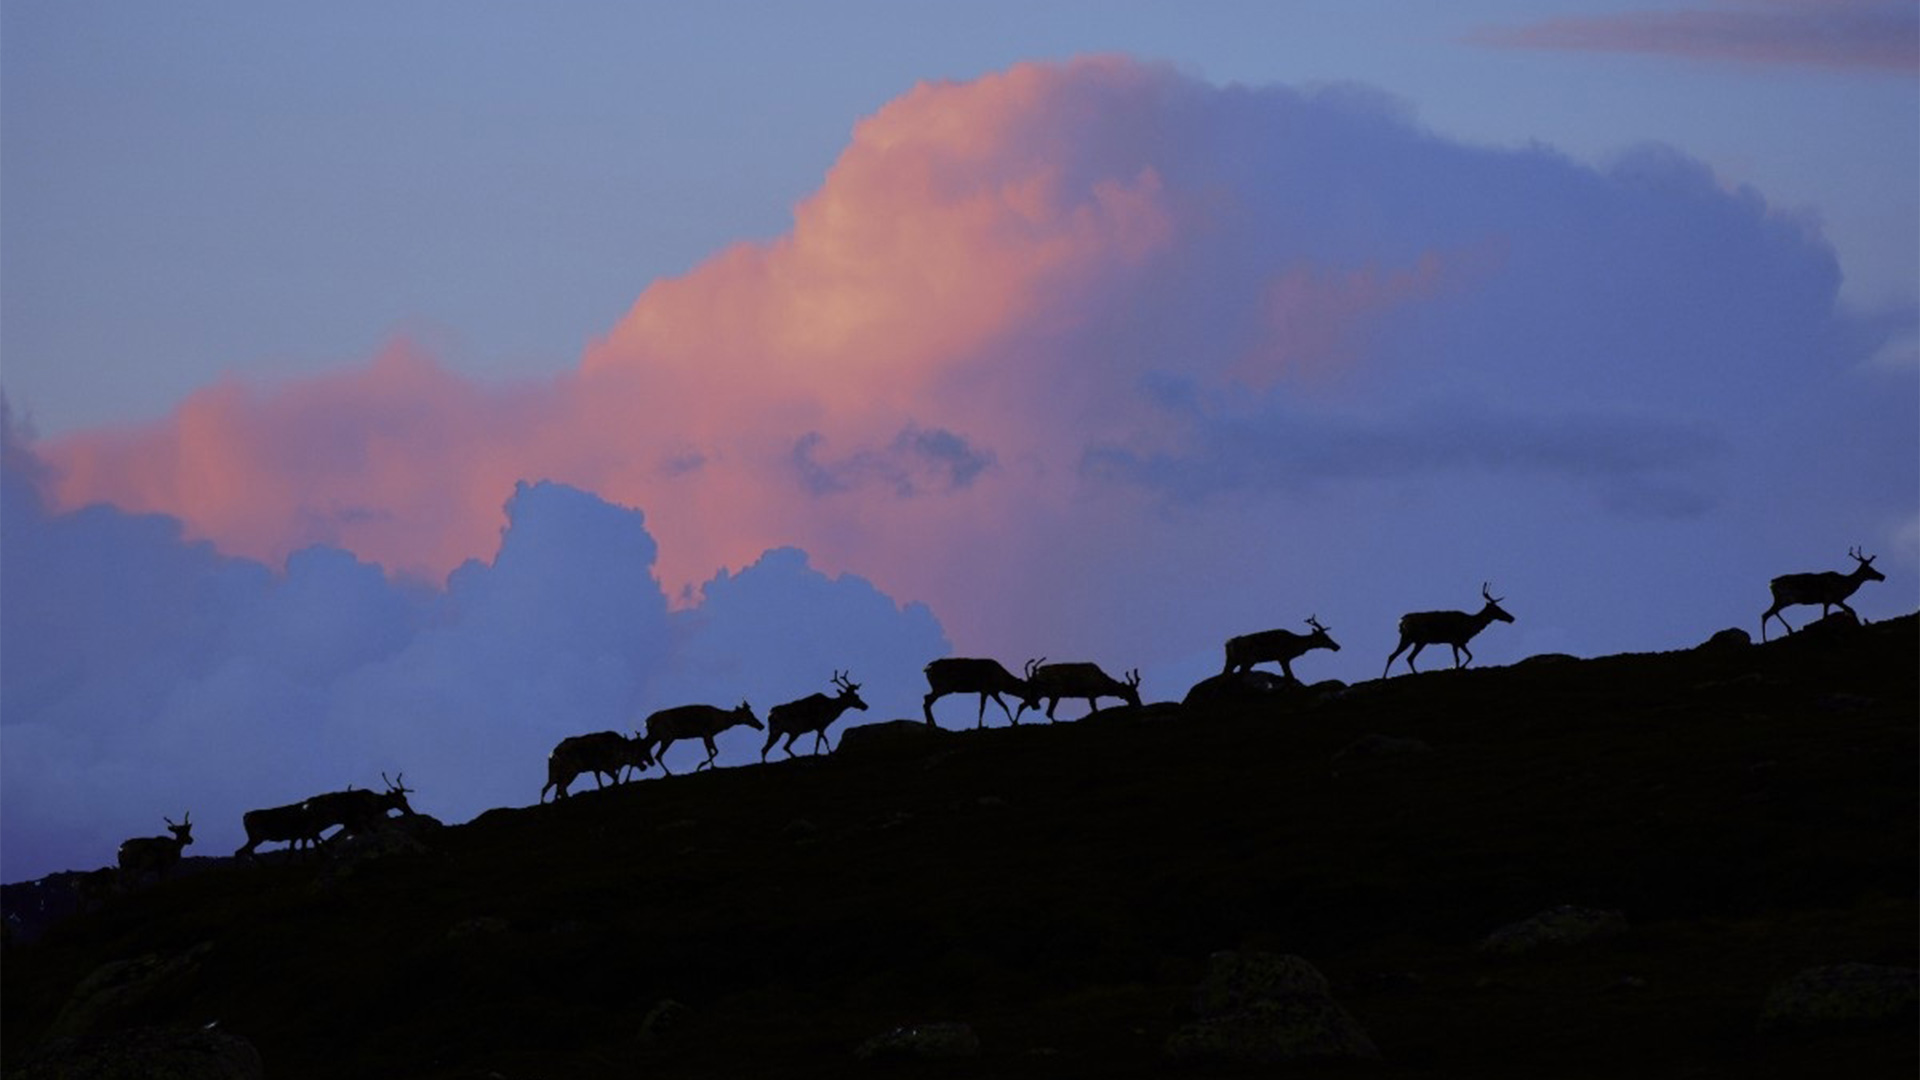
[1223,616,1341,682]
[118,813,193,886]
[1761,547,1885,641]
[644,701,761,774]
[764,671,868,759]
[922,657,1042,728]
[1384,583,1515,676]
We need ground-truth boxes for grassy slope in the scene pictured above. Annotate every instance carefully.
[4,617,1915,1078]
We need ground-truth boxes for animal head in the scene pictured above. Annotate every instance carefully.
[1120,668,1143,707]
[380,772,416,815]
[831,670,869,711]
[165,813,194,846]
[734,700,764,730]
[1849,547,1886,582]
[1306,615,1341,651]
[1481,583,1516,623]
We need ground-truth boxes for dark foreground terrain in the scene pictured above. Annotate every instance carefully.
[5,616,1916,1078]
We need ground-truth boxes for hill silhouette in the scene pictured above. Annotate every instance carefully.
[4,615,1915,1078]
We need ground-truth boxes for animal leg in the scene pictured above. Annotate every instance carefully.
[1383,638,1410,677]
[1455,643,1472,669]
[1279,659,1296,683]
[923,691,941,725]
[697,735,720,771]
[1406,642,1425,673]
[655,738,676,775]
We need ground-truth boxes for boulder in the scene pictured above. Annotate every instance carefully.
[13,1025,263,1080]
[1477,905,1627,956]
[1759,963,1918,1032]
[1191,950,1330,1016]
[1166,998,1379,1064]
[837,720,954,757]
[854,1020,980,1060]
[1697,627,1753,652]
[638,998,691,1044]
[1182,670,1296,708]
[44,942,215,1041]
[1166,951,1380,1064]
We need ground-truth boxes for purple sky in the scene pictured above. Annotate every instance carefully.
[2,1,1915,882]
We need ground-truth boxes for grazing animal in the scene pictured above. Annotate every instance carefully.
[1761,547,1886,641]
[1223,615,1342,681]
[543,731,654,801]
[923,657,1043,728]
[1384,583,1515,677]
[1027,662,1142,720]
[644,701,762,774]
[117,814,193,886]
[764,671,869,759]
[302,773,416,842]
[235,799,327,859]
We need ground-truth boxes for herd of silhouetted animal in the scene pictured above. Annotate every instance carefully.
[103,548,1887,884]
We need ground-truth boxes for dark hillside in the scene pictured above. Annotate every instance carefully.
[5,617,1916,1078]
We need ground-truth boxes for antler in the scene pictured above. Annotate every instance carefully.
[1125,668,1141,688]
[1849,545,1872,563]
[1483,581,1504,603]
[831,669,853,690]
[382,771,410,794]
[1025,657,1046,678]
[1306,614,1327,632]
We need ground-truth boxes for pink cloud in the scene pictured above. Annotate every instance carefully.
[1475,0,1919,72]
[31,54,1879,659]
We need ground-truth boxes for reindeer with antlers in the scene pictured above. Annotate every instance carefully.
[1026,661,1143,721]
[302,773,416,843]
[543,732,654,801]
[117,813,193,887]
[764,671,869,760]
[1384,583,1515,677]
[1761,547,1886,641]
[1223,615,1342,682]
[923,657,1043,728]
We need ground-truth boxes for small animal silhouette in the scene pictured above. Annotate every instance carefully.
[1384,583,1515,676]
[543,731,654,800]
[922,657,1043,728]
[764,671,868,759]
[1761,547,1885,641]
[1223,616,1341,682]
[644,702,761,774]
[1025,662,1142,720]
[118,813,193,886]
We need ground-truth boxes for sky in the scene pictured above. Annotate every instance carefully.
[2,1,1916,882]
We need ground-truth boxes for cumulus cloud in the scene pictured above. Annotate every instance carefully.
[9,56,1915,798]
[1473,0,1920,73]
[1,419,948,881]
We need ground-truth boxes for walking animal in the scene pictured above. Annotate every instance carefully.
[1761,547,1885,641]
[643,701,761,774]
[235,799,326,859]
[1383,583,1515,676]
[117,813,193,886]
[763,671,868,759]
[302,773,416,841]
[1026,662,1142,720]
[923,657,1042,727]
[543,731,654,801]
[1223,616,1341,682]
